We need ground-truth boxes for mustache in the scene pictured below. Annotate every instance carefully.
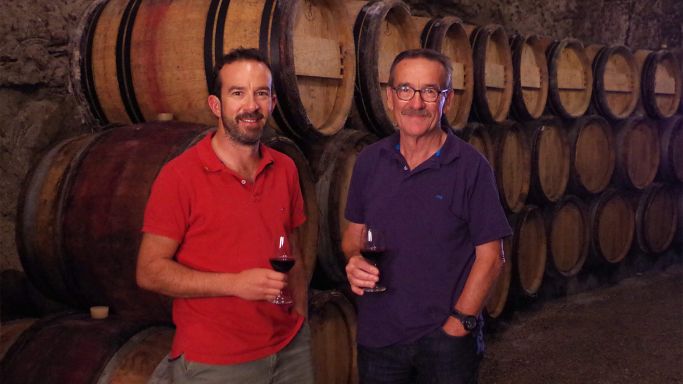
[401,108,431,117]
[236,112,265,121]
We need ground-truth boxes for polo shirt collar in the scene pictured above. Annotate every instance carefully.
[379,127,461,166]
[197,130,275,173]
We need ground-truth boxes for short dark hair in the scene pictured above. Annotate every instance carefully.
[209,48,273,98]
[387,48,453,90]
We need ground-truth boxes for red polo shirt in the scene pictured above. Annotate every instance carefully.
[142,131,305,364]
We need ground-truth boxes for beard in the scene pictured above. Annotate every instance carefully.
[221,111,265,146]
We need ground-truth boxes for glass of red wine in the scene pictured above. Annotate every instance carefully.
[269,235,295,305]
[360,225,387,293]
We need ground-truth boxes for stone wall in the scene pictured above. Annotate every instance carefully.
[1,0,681,271]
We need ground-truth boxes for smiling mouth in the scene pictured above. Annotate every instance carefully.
[237,113,264,125]
[239,118,260,124]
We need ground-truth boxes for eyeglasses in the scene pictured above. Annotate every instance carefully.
[391,85,449,103]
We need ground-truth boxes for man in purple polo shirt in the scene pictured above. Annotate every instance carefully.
[343,48,512,383]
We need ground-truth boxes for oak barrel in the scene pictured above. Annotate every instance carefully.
[17,122,207,321]
[470,24,514,123]
[510,34,549,121]
[75,0,356,142]
[509,205,547,296]
[634,49,682,119]
[421,16,474,130]
[493,122,531,213]
[547,38,593,118]
[565,115,616,196]
[309,290,358,384]
[656,115,683,183]
[524,118,570,204]
[588,188,635,264]
[590,45,640,121]
[351,0,420,136]
[545,195,589,277]
[634,183,678,254]
[314,130,377,286]
[612,116,660,190]
[0,313,172,384]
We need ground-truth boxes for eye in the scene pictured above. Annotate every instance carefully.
[230,90,243,97]
[397,85,412,93]
[256,90,271,97]
[421,87,439,96]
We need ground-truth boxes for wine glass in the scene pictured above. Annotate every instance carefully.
[360,225,387,293]
[269,235,295,305]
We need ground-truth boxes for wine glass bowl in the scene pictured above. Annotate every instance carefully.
[360,226,387,293]
[270,235,295,305]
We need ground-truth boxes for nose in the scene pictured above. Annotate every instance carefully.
[243,93,260,112]
[409,90,426,108]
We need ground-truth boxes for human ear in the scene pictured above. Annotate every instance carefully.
[208,95,221,118]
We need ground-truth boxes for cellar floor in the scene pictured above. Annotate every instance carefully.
[480,252,683,384]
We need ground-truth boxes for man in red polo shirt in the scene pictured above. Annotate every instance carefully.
[136,48,313,383]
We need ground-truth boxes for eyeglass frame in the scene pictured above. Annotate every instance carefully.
[390,84,451,103]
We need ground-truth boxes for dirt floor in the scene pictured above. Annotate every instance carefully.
[479,258,683,383]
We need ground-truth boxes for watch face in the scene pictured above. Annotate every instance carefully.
[463,317,477,330]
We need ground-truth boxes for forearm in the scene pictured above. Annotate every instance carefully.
[137,256,238,298]
[342,222,363,260]
[454,240,505,315]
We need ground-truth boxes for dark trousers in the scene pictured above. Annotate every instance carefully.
[358,327,482,384]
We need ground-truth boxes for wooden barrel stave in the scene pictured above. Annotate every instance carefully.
[591,45,640,121]
[656,115,683,183]
[524,118,570,204]
[509,205,547,296]
[547,38,593,119]
[612,116,661,190]
[510,34,549,121]
[635,49,682,119]
[634,183,678,254]
[566,115,616,196]
[309,290,358,384]
[16,134,101,307]
[470,24,513,123]
[493,122,531,213]
[0,318,37,362]
[588,188,635,264]
[544,195,589,277]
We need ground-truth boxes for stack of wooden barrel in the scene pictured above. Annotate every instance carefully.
[3,0,681,383]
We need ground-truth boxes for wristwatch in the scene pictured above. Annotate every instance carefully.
[450,309,478,331]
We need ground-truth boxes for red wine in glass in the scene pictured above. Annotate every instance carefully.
[361,226,387,293]
[271,235,294,305]
[269,258,295,273]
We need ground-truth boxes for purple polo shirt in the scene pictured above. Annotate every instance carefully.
[345,129,512,348]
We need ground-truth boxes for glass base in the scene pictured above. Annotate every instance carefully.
[363,285,387,293]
